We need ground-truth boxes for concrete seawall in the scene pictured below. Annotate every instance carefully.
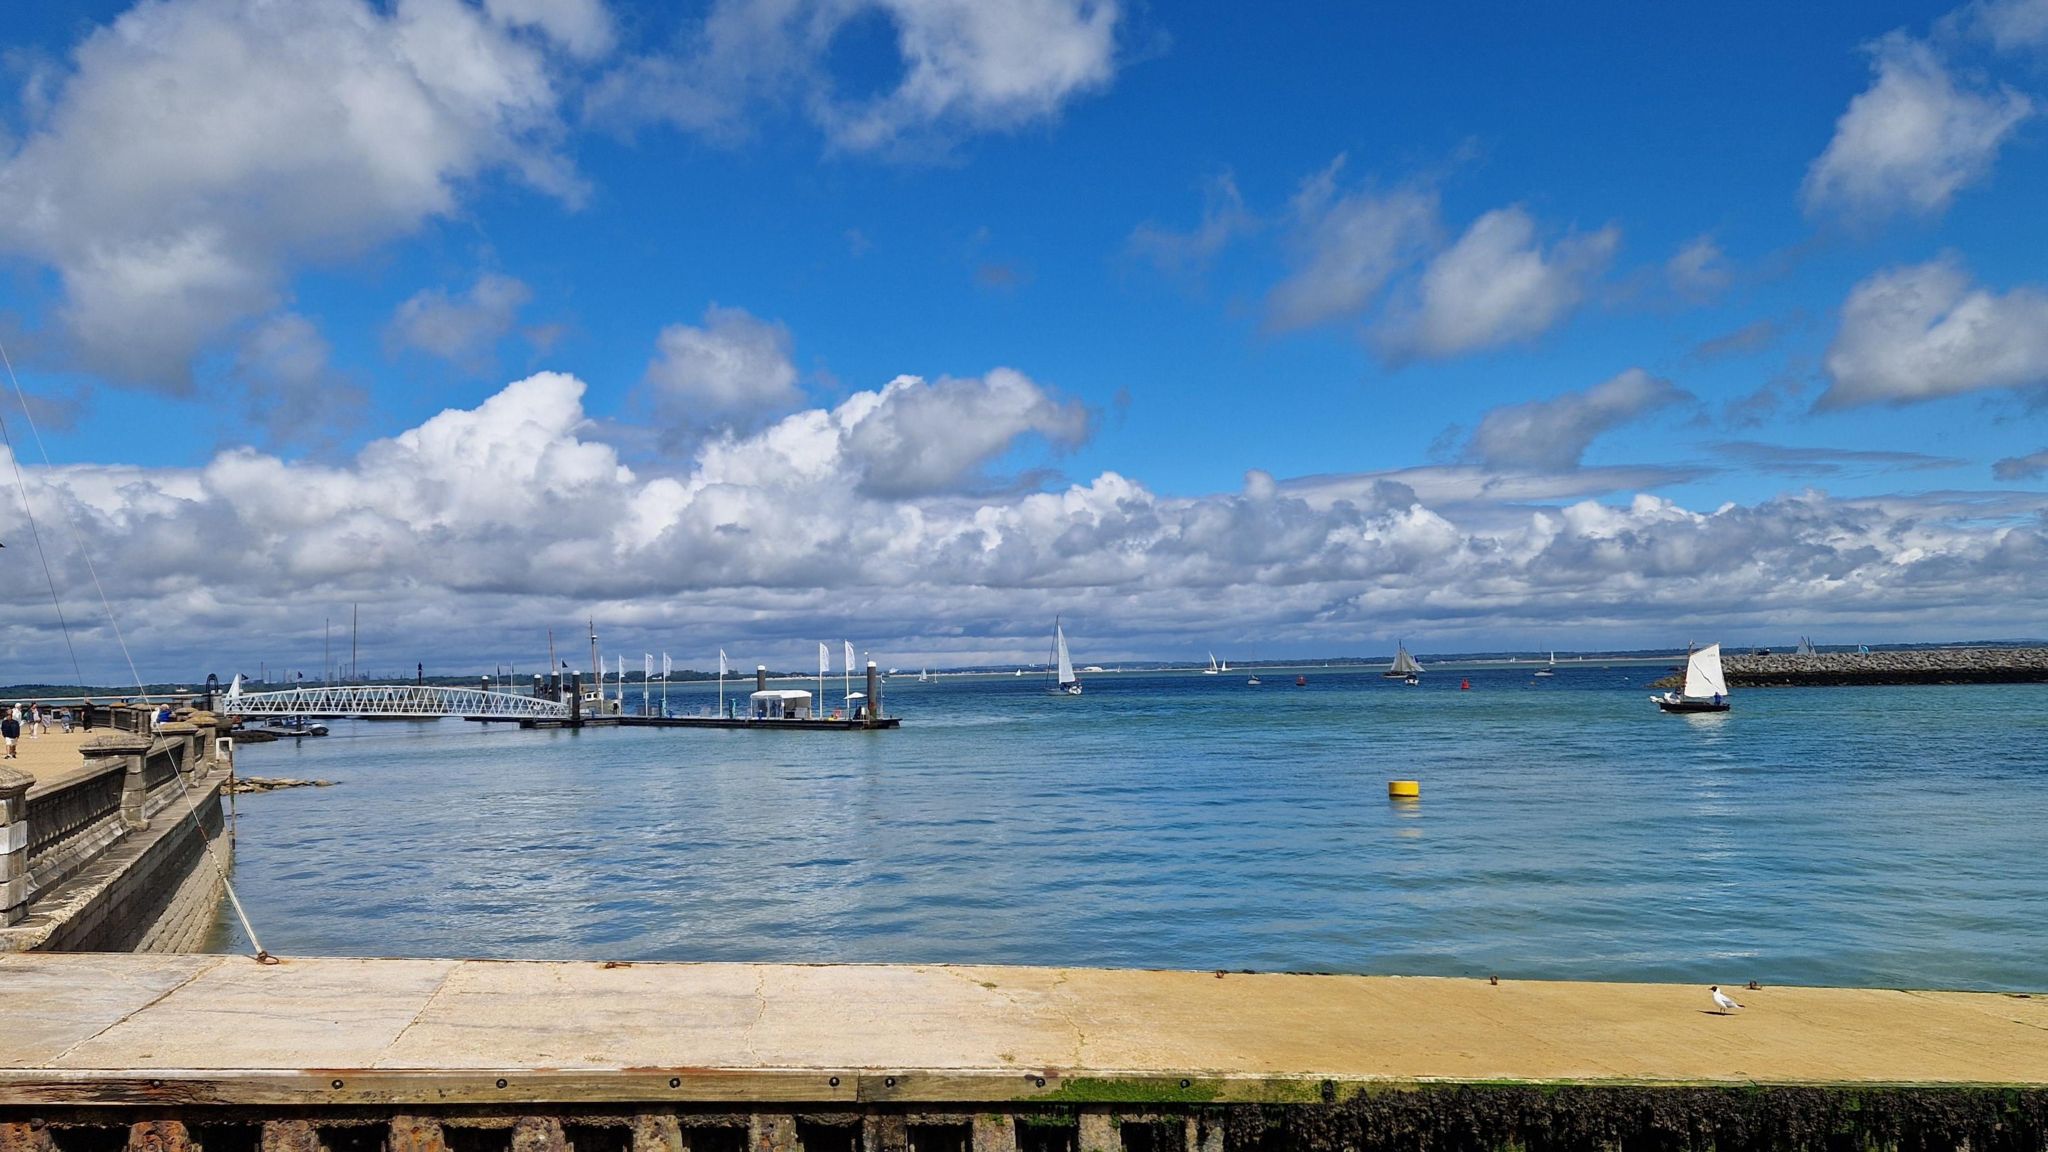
[0,709,231,953]
[1651,646,2048,689]
[1,956,2045,1151]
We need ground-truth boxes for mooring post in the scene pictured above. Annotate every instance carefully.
[866,661,879,726]
[756,665,767,694]
[570,673,583,724]
[0,765,32,926]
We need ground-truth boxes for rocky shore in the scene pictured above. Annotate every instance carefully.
[1651,646,2048,689]
[228,776,337,794]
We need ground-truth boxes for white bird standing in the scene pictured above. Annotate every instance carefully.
[1710,985,1743,1013]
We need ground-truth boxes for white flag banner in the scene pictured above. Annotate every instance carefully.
[819,642,829,676]
[644,653,653,678]
[662,653,672,677]
[718,649,729,676]
[844,640,855,671]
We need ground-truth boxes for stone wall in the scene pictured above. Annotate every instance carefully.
[1652,645,2048,689]
[0,715,232,953]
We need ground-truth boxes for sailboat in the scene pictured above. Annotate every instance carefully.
[1048,618,1083,696]
[1795,636,1817,658]
[1534,651,1556,677]
[1653,643,1730,713]
[1203,652,1220,675]
[917,668,930,683]
[1383,641,1423,681]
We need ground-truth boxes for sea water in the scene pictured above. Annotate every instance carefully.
[213,666,2048,990]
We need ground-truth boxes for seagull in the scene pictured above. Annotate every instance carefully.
[1710,985,1743,1013]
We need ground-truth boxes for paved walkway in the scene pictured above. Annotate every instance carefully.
[1,726,102,792]
[1,955,2044,1104]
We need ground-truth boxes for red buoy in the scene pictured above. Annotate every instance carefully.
[1460,679,1471,690]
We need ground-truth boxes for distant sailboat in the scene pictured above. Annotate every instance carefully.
[1534,650,1556,677]
[1049,618,1083,696]
[1203,652,1220,675]
[1795,636,1817,658]
[1654,643,1730,713]
[1383,641,1423,680]
[1246,673,1261,685]
[918,668,930,683]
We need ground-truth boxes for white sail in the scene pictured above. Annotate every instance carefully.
[1206,651,1219,673]
[1055,624,1077,686]
[1682,643,1727,699]
[1547,650,1556,667]
[1388,644,1421,675]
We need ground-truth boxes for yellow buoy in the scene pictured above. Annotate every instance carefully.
[1388,779,1420,799]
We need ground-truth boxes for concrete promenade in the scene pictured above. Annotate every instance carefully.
[3,954,2046,1105]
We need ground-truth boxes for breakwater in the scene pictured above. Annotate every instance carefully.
[0,707,232,952]
[1651,646,2048,689]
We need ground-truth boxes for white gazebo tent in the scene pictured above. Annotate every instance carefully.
[749,689,813,720]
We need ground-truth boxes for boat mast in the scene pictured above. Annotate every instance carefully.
[589,620,600,702]
[351,603,358,683]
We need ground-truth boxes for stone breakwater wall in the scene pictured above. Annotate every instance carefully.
[0,709,231,952]
[1651,646,2048,689]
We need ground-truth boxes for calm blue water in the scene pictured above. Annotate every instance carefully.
[214,666,2048,990]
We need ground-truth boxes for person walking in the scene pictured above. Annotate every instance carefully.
[29,704,45,738]
[80,697,93,731]
[1,711,18,759]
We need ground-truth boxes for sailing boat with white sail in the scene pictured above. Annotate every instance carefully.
[1654,643,1730,713]
[1049,618,1083,696]
[1383,641,1423,681]
[1203,652,1220,675]
[1534,650,1556,677]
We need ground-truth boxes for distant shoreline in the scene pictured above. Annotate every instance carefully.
[1651,647,2048,689]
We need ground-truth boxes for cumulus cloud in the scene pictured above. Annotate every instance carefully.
[1375,207,1618,359]
[840,368,1092,496]
[5,368,2045,679]
[1992,449,2048,480]
[643,305,802,434]
[387,273,535,368]
[0,0,582,394]
[593,0,1121,153]
[1802,33,2033,221]
[1463,369,1688,473]
[1264,160,1437,332]
[1821,257,2048,407]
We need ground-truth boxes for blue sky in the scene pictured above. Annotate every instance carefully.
[1,0,2046,678]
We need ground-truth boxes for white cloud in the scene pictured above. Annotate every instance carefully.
[1802,33,2033,221]
[1128,172,1256,279]
[6,369,2045,677]
[643,305,802,432]
[1264,159,1437,332]
[1993,448,2048,480]
[1822,257,2048,407]
[387,273,534,367]
[485,0,617,59]
[841,368,1092,496]
[1375,207,1618,359]
[1463,369,1688,473]
[1964,0,2048,52]
[233,312,367,443]
[1666,235,1731,300]
[592,0,1120,153]
[0,0,582,392]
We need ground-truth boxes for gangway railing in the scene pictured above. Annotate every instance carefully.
[221,680,569,721]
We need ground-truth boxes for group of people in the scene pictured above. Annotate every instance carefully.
[1,700,93,760]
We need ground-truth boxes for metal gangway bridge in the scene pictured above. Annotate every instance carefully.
[221,676,570,721]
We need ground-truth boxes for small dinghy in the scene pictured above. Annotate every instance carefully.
[1654,643,1730,713]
